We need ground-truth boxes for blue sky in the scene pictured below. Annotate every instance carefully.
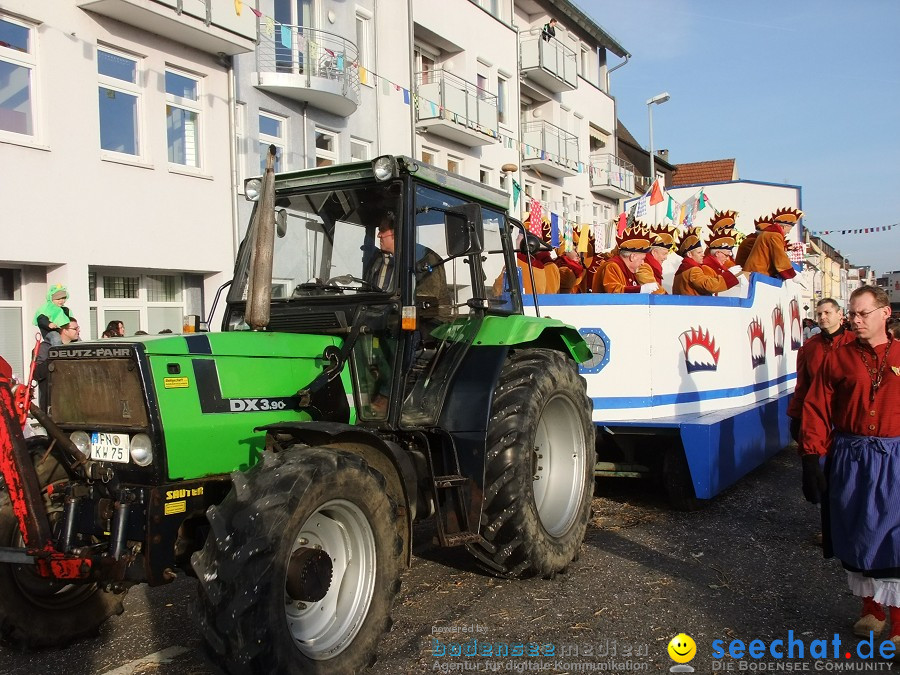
[583,0,900,275]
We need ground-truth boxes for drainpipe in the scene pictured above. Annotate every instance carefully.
[605,52,629,94]
[226,55,240,267]
[374,0,382,153]
[301,102,309,168]
[407,0,416,154]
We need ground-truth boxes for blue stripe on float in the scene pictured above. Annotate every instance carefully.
[591,372,796,409]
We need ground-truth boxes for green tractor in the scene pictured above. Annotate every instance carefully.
[0,153,594,672]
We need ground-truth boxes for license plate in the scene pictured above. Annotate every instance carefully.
[90,432,130,463]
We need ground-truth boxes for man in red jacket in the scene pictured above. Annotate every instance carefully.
[801,286,899,644]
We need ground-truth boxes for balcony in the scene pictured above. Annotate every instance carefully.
[254,25,360,117]
[521,120,579,178]
[589,154,635,199]
[414,70,498,147]
[520,30,578,98]
[77,0,256,55]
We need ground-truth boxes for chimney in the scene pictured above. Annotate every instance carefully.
[658,149,669,162]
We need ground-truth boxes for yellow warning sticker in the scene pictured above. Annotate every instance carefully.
[164,377,189,389]
[164,500,186,515]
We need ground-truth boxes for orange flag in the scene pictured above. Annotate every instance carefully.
[649,179,664,206]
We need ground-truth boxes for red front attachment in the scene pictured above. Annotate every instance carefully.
[0,363,92,580]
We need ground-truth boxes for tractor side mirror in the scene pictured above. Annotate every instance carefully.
[275,208,288,238]
[445,204,484,258]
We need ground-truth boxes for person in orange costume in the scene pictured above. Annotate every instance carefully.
[800,285,900,646]
[595,227,656,294]
[636,224,677,295]
[701,215,741,288]
[743,209,802,280]
[672,227,739,296]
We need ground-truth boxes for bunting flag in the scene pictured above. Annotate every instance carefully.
[577,224,589,253]
[551,212,560,246]
[617,212,628,237]
[807,223,897,236]
[698,190,707,211]
[402,88,410,104]
[563,220,574,252]
[250,7,262,17]
[263,17,274,37]
[649,179,664,206]
[279,24,291,48]
[234,0,242,15]
[666,195,674,221]
[359,66,368,85]
[528,199,543,236]
[512,180,521,208]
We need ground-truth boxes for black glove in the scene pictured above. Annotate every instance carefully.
[789,417,801,444]
[801,454,826,504]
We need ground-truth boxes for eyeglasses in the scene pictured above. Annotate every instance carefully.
[848,306,887,320]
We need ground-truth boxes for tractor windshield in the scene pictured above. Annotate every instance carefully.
[230,181,402,302]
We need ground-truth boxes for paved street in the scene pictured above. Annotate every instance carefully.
[0,447,880,674]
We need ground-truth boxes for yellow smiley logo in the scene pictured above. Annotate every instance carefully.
[667,633,696,663]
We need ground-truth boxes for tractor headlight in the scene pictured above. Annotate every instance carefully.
[69,431,90,457]
[245,178,262,201]
[372,156,397,182]
[129,434,153,467]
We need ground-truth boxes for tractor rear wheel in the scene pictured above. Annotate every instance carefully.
[193,447,403,675]
[468,348,595,577]
[0,436,125,649]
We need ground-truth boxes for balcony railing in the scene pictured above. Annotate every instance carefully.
[414,70,498,145]
[522,120,579,177]
[520,30,578,94]
[256,24,360,116]
[590,153,635,197]
[77,0,256,55]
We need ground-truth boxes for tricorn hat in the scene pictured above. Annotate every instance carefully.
[676,227,704,256]
[616,226,652,253]
[648,224,678,250]
[708,210,739,232]
[771,207,803,228]
[706,228,738,251]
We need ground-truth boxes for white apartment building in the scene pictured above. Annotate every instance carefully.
[0,0,255,377]
[1,0,629,376]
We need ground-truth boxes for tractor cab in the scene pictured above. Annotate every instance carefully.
[225,155,522,428]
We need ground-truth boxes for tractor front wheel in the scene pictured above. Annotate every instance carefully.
[193,448,403,675]
[468,348,595,577]
[0,436,125,649]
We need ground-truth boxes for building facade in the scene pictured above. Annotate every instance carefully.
[1,0,629,376]
[0,0,256,377]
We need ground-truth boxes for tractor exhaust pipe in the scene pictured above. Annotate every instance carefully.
[246,145,277,331]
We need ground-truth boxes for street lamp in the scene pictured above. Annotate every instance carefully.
[646,92,670,189]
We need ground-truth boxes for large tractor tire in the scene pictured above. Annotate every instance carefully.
[193,448,403,675]
[0,436,125,649]
[468,348,595,577]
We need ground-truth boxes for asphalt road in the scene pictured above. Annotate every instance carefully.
[0,447,885,674]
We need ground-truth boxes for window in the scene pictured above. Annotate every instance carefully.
[478,0,502,19]
[496,75,508,126]
[315,128,337,167]
[259,111,286,173]
[477,73,488,100]
[98,47,142,156]
[580,46,591,77]
[416,49,436,85]
[447,155,462,174]
[540,187,550,204]
[479,167,492,185]
[350,138,370,162]
[499,173,509,192]
[165,68,201,167]
[524,182,534,198]
[0,16,35,138]
[575,197,583,222]
[103,275,140,299]
[355,12,371,76]
[421,147,437,165]
[562,193,572,218]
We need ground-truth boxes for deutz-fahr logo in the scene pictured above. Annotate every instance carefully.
[50,346,133,359]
